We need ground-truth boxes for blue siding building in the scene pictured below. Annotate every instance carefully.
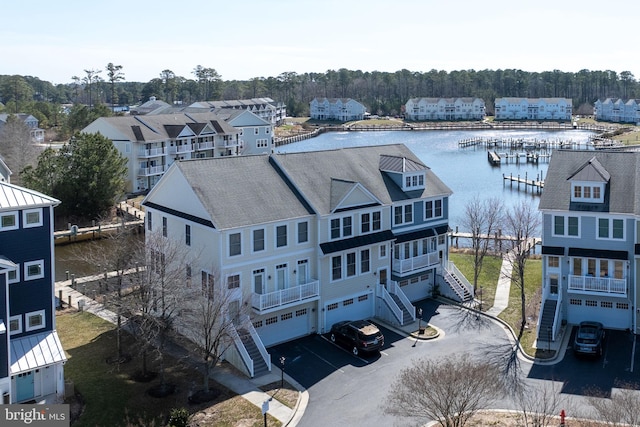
[0,182,66,403]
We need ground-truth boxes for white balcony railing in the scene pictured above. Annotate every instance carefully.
[568,274,627,295]
[252,280,319,312]
[138,147,166,158]
[138,165,166,176]
[167,144,194,154]
[392,251,440,275]
[197,141,215,150]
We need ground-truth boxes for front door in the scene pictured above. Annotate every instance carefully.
[379,268,387,286]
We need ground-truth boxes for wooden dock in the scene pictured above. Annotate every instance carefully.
[450,226,541,252]
[503,172,545,194]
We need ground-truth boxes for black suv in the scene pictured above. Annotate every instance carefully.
[329,320,384,356]
[574,321,605,357]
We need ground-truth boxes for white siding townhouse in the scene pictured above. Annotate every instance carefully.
[142,144,467,377]
[189,98,286,126]
[82,112,258,193]
[494,98,572,121]
[537,150,640,342]
[309,98,366,121]
[404,97,485,121]
[594,98,640,124]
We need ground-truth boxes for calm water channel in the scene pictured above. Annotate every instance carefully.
[55,128,595,281]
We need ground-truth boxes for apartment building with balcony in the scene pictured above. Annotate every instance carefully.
[594,98,640,124]
[309,98,366,121]
[537,150,640,342]
[141,144,464,377]
[494,97,572,121]
[404,97,485,121]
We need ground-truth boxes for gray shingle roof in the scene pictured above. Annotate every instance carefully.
[175,155,313,230]
[271,144,452,215]
[539,150,640,214]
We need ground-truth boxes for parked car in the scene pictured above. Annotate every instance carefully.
[329,320,384,356]
[574,321,605,357]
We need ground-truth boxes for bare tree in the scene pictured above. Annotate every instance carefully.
[83,68,103,108]
[460,195,504,291]
[586,382,640,426]
[0,114,41,184]
[516,381,566,427]
[383,355,506,427]
[503,200,541,335]
[178,270,240,400]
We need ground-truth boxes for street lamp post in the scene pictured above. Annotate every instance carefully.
[280,356,286,389]
[417,308,423,334]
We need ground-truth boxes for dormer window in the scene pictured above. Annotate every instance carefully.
[571,182,605,203]
[404,173,425,190]
[568,156,609,204]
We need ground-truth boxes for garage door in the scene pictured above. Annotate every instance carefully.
[323,291,375,333]
[567,297,631,330]
[257,305,312,347]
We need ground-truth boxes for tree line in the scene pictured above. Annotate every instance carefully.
[1,67,638,123]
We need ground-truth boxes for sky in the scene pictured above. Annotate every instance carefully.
[3,0,639,85]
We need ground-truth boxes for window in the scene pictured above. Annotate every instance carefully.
[256,139,268,148]
[281,312,293,321]
[372,211,381,231]
[394,204,413,225]
[7,267,19,284]
[343,298,354,306]
[296,308,307,316]
[229,233,241,256]
[297,221,308,244]
[361,213,370,233]
[253,229,265,252]
[360,249,370,273]
[253,268,265,294]
[548,256,559,268]
[331,256,342,281]
[147,211,152,231]
[25,310,45,332]
[254,127,259,135]
[227,274,240,289]
[276,225,287,247]
[553,215,579,237]
[553,215,564,235]
[598,218,624,239]
[425,199,443,219]
[266,316,277,325]
[331,218,340,239]
[23,209,42,228]
[346,252,356,277]
[593,186,601,199]
[358,294,368,302]
[327,303,338,310]
[201,271,214,298]
[380,244,387,258]
[0,212,18,231]
[24,260,44,280]
[404,173,424,190]
[331,217,353,239]
[162,217,167,237]
[185,224,191,246]
[568,217,579,236]
[343,217,352,237]
[9,315,21,335]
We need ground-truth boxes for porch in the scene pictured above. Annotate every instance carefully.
[568,274,626,296]
[251,280,320,313]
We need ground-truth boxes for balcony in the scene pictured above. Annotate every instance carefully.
[197,141,215,150]
[138,147,166,158]
[392,251,440,275]
[568,274,627,296]
[251,280,319,313]
[167,144,194,155]
[138,165,166,176]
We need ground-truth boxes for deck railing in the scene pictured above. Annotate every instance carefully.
[568,275,626,295]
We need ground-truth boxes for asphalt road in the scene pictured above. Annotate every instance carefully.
[269,300,640,426]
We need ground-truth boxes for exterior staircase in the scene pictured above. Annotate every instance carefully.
[443,269,473,302]
[537,299,557,341]
[389,293,413,325]
[238,328,270,378]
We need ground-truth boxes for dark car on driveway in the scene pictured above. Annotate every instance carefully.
[329,320,384,356]
[574,321,605,357]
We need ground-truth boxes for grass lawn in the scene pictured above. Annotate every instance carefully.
[57,311,285,427]
[449,251,543,357]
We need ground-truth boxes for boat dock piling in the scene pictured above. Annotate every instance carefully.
[503,172,545,194]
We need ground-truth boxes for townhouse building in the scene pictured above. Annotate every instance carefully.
[404,97,485,121]
[142,144,467,377]
[494,98,572,121]
[0,181,66,403]
[537,150,640,342]
[309,98,366,121]
[594,98,640,124]
[0,114,45,143]
[82,111,272,193]
[189,98,286,126]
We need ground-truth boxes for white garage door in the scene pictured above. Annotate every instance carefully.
[567,297,631,330]
[324,291,375,333]
[257,306,312,347]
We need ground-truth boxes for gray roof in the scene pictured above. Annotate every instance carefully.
[539,150,640,214]
[0,181,60,210]
[176,155,313,230]
[271,144,452,215]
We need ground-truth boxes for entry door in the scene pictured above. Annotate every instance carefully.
[15,371,34,402]
[297,260,309,285]
[379,268,388,286]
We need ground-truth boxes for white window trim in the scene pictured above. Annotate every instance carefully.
[275,224,288,249]
[22,208,43,228]
[551,215,581,238]
[329,215,354,240]
[229,232,242,257]
[425,198,443,220]
[7,265,19,284]
[252,227,266,253]
[24,260,45,280]
[25,309,46,332]
[0,211,19,232]
[393,203,414,226]
[9,315,22,335]
[596,217,625,240]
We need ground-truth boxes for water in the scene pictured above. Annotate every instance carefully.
[276,129,595,227]
[56,128,594,279]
